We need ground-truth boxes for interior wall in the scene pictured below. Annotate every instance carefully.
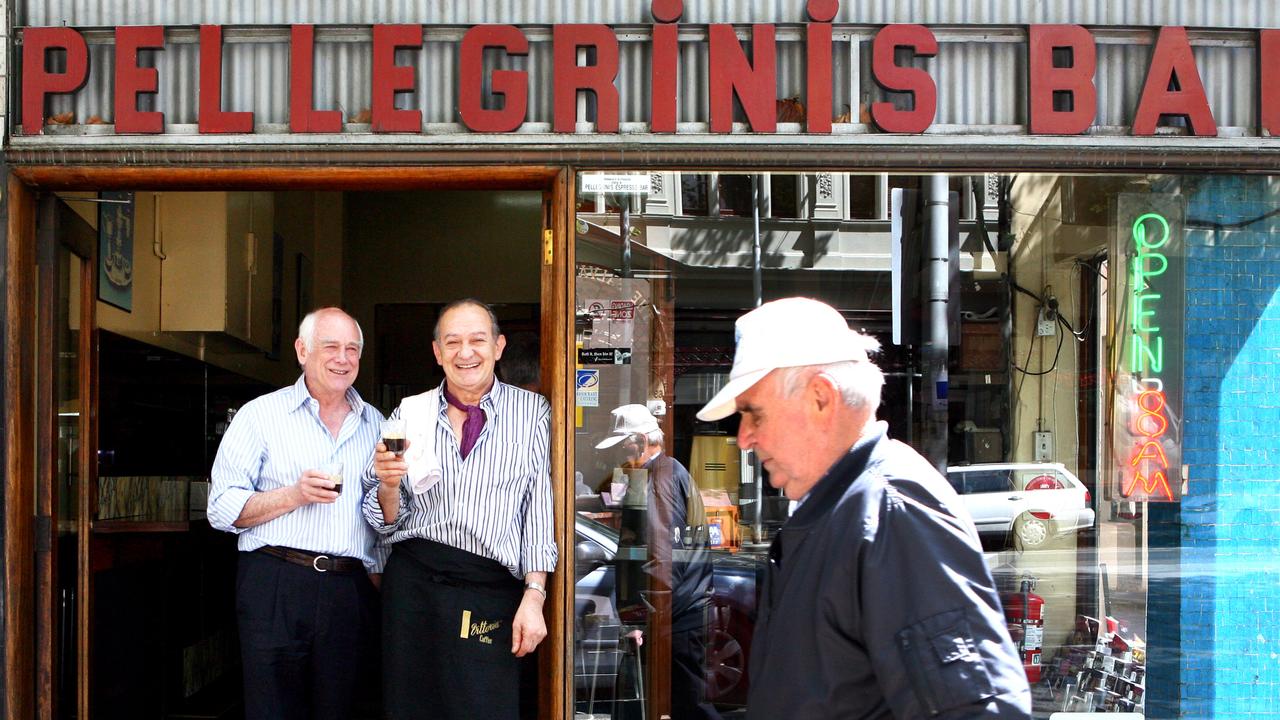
[69,191,328,390]
[71,188,538,406]
[1008,178,1084,478]
[342,190,543,399]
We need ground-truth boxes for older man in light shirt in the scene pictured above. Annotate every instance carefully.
[209,307,385,720]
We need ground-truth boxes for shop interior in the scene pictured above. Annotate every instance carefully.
[52,188,546,717]
[46,173,1159,718]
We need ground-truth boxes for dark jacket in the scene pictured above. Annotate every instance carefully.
[745,423,1031,719]
[616,452,714,633]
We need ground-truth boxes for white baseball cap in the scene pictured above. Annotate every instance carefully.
[595,403,661,449]
[696,297,873,422]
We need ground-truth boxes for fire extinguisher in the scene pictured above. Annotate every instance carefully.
[1002,578,1044,683]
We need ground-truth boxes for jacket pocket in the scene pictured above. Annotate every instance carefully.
[897,608,996,716]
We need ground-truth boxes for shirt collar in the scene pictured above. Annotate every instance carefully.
[438,377,505,412]
[288,374,373,421]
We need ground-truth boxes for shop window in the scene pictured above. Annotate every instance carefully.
[574,170,1192,719]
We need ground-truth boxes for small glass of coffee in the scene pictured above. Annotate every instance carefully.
[321,461,344,494]
[381,419,407,456]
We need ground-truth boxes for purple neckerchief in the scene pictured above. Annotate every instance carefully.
[443,385,487,459]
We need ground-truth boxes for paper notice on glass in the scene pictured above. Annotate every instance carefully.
[584,298,636,348]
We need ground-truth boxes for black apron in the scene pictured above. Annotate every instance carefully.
[382,538,524,720]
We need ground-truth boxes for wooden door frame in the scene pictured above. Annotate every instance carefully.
[3,165,577,719]
[33,194,99,720]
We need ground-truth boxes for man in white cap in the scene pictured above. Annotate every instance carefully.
[697,297,1031,719]
[596,404,720,720]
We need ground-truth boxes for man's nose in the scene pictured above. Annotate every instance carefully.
[737,423,755,451]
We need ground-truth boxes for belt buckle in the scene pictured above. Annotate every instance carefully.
[312,554,330,573]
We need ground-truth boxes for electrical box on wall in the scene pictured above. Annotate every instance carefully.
[1034,431,1053,462]
[1036,307,1057,336]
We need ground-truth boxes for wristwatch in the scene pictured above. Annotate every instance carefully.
[524,580,548,599]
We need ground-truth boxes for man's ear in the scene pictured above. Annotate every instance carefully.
[809,372,840,416]
[294,337,308,367]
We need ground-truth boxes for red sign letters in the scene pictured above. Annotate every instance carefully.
[17,9,1279,137]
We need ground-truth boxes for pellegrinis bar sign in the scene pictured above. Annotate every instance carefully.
[16,0,1280,137]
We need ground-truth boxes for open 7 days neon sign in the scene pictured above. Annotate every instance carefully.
[1123,211,1179,501]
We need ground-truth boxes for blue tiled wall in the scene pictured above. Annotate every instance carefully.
[1176,175,1280,717]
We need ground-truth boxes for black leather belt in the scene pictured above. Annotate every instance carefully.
[257,546,365,574]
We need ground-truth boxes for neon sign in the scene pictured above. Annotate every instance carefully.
[1113,196,1183,502]
[1126,387,1175,499]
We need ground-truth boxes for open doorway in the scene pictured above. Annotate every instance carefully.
[45,185,553,718]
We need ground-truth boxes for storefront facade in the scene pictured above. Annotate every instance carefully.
[2,1,1279,718]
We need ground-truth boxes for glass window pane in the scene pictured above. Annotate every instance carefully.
[848,174,879,219]
[770,174,800,219]
[573,170,1204,718]
[718,175,753,217]
[680,174,709,216]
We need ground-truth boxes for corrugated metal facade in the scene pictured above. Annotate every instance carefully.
[25,26,1267,135]
[16,0,1280,28]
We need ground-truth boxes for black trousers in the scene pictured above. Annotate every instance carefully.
[382,538,524,720]
[236,550,378,720]
[671,625,723,720]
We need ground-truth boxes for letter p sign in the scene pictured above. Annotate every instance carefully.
[22,28,89,135]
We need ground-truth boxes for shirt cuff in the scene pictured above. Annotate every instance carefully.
[362,481,410,535]
[206,485,254,534]
[520,544,559,575]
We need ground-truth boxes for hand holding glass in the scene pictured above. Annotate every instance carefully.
[382,419,407,456]
[321,461,344,494]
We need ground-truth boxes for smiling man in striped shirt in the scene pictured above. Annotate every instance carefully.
[367,298,558,720]
[208,307,385,720]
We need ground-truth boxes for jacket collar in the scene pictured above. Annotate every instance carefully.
[785,421,888,530]
[765,421,888,591]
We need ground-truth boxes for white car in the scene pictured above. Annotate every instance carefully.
[945,463,1096,549]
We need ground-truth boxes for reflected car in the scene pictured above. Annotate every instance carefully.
[946,463,1096,549]
[573,514,760,712]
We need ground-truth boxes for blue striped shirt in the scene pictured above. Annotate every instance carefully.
[208,374,388,572]
[362,379,558,579]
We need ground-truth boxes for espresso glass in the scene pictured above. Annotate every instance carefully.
[321,460,344,494]
[382,418,407,456]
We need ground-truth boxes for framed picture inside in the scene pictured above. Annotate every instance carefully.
[98,190,135,312]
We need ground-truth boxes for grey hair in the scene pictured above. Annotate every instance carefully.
[780,356,885,410]
[645,428,664,446]
[298,307,365,353]
[434,298,502,342]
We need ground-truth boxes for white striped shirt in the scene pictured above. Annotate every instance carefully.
[208,374,388,572]
[362,379,558,579]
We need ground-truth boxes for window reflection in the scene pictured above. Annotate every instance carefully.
[575,171,1171,717]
